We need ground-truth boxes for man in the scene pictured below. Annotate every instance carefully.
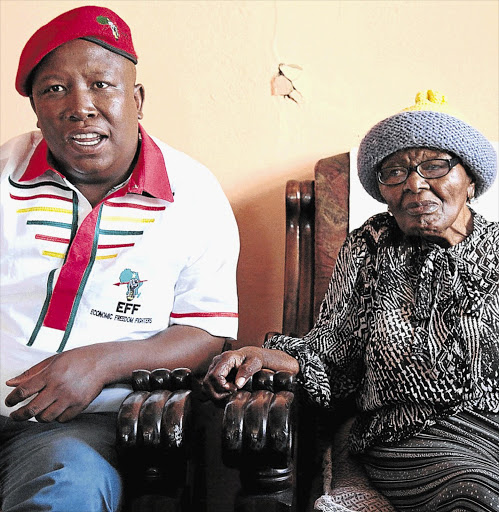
[0,6,239,511]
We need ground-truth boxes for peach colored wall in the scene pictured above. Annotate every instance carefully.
[1,1,498,347]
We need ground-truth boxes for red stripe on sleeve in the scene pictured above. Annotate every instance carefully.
[170,312,238,319]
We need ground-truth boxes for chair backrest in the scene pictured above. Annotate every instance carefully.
[220,153,353,512]
[283,153,350,336]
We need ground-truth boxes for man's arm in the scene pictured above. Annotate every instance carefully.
[5,324,224,423]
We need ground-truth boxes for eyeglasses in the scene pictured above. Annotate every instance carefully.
[377,157,461,186]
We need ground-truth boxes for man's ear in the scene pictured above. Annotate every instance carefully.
[29,96,41,129]
[29,96,36,114]
[134,84,145,120]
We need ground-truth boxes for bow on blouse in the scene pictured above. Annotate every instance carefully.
[413,244,499,379]
[414,247,485,321]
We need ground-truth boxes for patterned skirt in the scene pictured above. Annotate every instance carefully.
[360,410,499,511]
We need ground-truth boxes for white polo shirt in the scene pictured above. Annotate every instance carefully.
[0,127,239,416]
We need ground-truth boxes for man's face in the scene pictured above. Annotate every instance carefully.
[30,39,144,190]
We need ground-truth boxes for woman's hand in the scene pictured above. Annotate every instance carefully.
[203,346,299,401]
[203,346,264,400]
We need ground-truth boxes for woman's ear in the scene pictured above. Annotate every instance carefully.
[467,181,476,203]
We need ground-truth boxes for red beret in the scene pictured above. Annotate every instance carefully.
[16,5,137,97]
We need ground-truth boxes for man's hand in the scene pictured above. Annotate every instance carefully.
[5,325,226,423]
[5,347,106,423]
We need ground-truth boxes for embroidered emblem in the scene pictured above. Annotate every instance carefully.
[96,15,120,40]
[113,268,146,301]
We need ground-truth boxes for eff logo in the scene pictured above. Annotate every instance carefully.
[113,268,147,301]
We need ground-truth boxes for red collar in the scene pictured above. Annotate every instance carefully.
[19,125,174,203]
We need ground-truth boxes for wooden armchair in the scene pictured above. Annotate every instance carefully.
[220,154,396,511]
[116,366,242,512]
[116,367,196,511]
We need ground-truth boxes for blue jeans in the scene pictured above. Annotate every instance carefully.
[0,413,122,512]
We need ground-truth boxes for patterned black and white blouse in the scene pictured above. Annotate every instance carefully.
[265,210,499,453]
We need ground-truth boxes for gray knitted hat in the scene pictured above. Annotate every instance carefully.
[357,91,497,203]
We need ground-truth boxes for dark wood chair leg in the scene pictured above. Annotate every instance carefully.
[117,368,194,512]
[221,370,297,512]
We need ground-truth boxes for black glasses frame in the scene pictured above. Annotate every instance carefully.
[377,157,461,186]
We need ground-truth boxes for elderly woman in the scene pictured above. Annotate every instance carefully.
[204,91,499,511]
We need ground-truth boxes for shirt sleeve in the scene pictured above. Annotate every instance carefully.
[265,229,370,407]
[169,175,240,340]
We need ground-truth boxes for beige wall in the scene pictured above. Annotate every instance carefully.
[1,0,498,347]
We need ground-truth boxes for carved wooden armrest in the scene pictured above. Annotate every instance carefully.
[116,368,193,493]
[222,369,297,500]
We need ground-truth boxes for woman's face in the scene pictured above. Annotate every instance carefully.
[378,148,475,246]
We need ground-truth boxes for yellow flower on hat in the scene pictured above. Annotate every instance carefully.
[403,90,447,111]
[401,89,465,119]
